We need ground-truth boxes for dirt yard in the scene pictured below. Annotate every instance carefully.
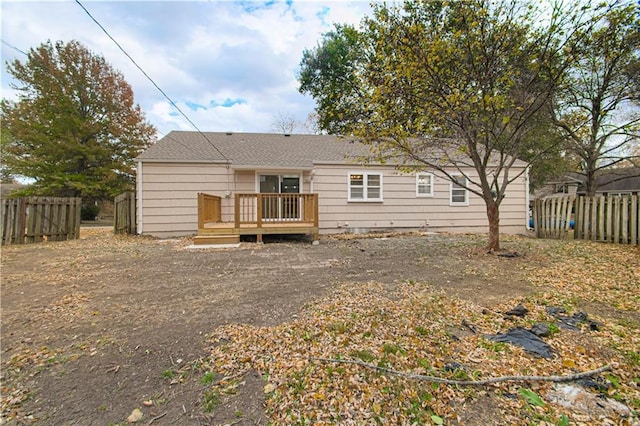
[1,228,638,425]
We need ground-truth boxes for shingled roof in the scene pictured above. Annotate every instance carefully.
[136,131,370,168]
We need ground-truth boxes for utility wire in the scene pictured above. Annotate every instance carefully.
[74,0,231,164]
[1,39,28,56]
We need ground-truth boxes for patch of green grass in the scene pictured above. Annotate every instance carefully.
[606,373,621,389]
[203,389,222,412]
[350,349,376,363]
[381,343,405,356]
[406,398,430,423]
[414,325,429,336]
[519,388,545,407]
[558,414,570,426]
[289,370,307,395]
[623,350,640,366]
[161,369,175,380]
[547,322,561,336]
[377,358,391,369]
[201,371,216,385]
[478,338,508,353]
[418,358,430,369]
[617,318,640,330]
[328,321,349,334]
[327,366,346,375]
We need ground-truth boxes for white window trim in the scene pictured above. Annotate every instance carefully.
[348,171,384,202]
[416,173,434,197]
[450,175,469,206]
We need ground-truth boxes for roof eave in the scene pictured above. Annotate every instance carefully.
[136,158,231,164]
[231,165,314,171]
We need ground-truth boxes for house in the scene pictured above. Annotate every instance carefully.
[582,167,640,195]
[0,182,26,200]
[530,175,582,199]
[532,167,640,199]
[135,132,530,243]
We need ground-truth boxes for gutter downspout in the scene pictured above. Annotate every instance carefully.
[137,160,143,235]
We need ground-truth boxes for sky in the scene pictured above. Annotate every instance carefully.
[0,0,372,138]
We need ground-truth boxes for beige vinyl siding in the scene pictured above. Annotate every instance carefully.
[312,164,527,234]
[138,165,316,237]
[138,161,527,237]
[138,162,234,237]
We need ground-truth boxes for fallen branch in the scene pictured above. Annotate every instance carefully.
[311,358,611,386]
[146,412,167,425]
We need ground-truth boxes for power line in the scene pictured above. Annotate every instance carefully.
[74,0,230,164]
[1,39,27,56]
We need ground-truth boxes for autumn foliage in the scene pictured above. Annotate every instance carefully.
[1,40,156,199]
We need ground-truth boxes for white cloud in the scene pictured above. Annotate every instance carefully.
[1,1,372,136]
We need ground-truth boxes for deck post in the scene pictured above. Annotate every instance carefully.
[234,193,240,229]
[197,193,204,229]
[313,194,319,242]
[256,194,262,229]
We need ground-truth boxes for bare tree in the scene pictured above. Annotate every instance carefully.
[552,3,640,195]
[271,112,298,134]
[300,112,322,134]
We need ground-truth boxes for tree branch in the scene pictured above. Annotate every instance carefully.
[311,357,611,386]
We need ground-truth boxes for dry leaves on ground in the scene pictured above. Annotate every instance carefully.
[203,239,639,425]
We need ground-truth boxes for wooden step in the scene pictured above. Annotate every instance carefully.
[197,227,237,235]
[192,235,240,245]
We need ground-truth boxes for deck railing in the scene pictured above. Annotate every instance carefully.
[197,193,222,229]
[197,192,319,230]
[234,193,318,228]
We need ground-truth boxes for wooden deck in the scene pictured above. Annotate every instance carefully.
[194,193,319,245]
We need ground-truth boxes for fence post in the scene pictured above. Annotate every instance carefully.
[1,198,27,245]
[632,194,638,246]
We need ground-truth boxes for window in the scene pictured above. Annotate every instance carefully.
[554,183,568,194]
[416,173,434,197]
[450,175,468,206]
[348,172,383,202]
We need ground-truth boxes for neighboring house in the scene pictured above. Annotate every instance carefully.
[0,183,26,200]
[135,132,530,239]
[532,167,640,199]
[581,167,640,195]
[531,175,582,199]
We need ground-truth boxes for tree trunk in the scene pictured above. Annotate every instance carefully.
[486,201,500,252]
[583,158,598,196]
[584,170,597,197]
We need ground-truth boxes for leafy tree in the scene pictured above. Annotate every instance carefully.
[552,2,640,195]
[298,24,369,135]
[1,40,156,200]
[299,0,597,251]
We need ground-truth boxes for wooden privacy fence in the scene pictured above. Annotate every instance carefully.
[533,194,639,245]
[1,197,81,245]
[114,192,136,235]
